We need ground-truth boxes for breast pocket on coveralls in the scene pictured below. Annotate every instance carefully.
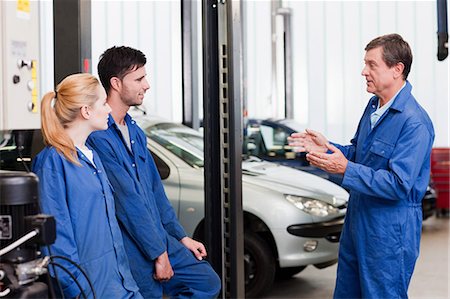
[369,138,395,168]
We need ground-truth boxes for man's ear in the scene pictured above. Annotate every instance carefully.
[393,62,405,79]
[80,105,90,120]
[110,77,121,92]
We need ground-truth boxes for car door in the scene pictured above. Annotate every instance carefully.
[147,142,203,237]
[147,145,182,218]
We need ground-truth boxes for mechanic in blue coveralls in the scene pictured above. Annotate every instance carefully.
[289,34,434,298]
[87,46,221,299]
[33,73,142,298]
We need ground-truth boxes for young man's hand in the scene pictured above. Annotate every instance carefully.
[180,237,207,260]
[154,251,174,281]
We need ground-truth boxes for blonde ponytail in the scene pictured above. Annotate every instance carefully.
[41,91,79,164]
[40,73,100,165]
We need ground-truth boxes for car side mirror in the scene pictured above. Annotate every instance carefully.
[247,142,257,151]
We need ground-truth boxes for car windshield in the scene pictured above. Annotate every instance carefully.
[142,122,204,168]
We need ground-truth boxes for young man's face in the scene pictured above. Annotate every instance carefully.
[361,47,398,98]
[120,66,150,107]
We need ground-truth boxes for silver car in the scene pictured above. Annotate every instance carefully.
[136,116,348,298]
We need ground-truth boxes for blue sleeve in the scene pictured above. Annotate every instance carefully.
[33,165,90,297]
[341,122,433,200]
[87,136,167,260]
[147,151,187,240]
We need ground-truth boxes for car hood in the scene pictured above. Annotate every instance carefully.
[242,158,348,207]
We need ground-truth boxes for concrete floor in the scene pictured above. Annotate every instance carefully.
[262,216,449,299]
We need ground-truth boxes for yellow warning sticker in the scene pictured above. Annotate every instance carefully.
[17,0,30,13]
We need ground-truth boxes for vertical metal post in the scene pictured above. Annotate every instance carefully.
[241,1,248,120]
[203,0,244,297]
[203,0,223,293]
[272,2,293,119]
[278,8,293,119]
[181,0,200,129]
[53,0,91,85]
[271,0,282,116]
[224,1,245,297]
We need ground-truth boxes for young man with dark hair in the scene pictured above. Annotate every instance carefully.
[88,46,221,299]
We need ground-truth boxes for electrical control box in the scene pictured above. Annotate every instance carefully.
[0,0,40,130]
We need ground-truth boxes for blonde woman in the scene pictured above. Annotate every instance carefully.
[32,73,142,299]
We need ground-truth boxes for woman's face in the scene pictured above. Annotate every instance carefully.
[88,85,111,131]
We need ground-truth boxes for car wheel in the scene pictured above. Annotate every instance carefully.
[244,232,276,298]
[276,266,306,280]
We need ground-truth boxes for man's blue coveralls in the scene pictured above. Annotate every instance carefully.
[88,114,221,299]
[332,81,435,298]
[33,146,142,299]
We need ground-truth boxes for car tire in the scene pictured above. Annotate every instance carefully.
[276,266,306,280]
[244,232,276,298]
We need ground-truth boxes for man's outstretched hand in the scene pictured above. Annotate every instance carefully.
[288,129,328,153]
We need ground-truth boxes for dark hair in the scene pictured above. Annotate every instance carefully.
[365,33,413,80]
[97,46,147,94]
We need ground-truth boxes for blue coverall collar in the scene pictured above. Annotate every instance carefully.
[387,80,412,112]
[108,113,133,127]
[370,80,411,114]
[107,114,115,127]
[75,145,99,169]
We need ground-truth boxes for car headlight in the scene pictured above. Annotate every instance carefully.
[285,194,339,217]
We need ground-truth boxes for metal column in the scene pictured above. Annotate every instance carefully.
[203,0,244,297]
[53,0,91,85]
[278,8,293,119]
[181,0,200,129]
[272,1,293,119]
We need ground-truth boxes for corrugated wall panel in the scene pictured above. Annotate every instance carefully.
[39,1,54,98]
[290,1,309,125]
[245,0,273,119]
[90,0,182,122]
[305,1,327,134]
[37,1,448,146]
[274,0,449,146]
[325,1,345,141]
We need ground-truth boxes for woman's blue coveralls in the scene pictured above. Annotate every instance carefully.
[332,81,435,298]
[32,147,142,299]
[88,114,221,299]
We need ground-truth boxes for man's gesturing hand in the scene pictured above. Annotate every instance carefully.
[306,143,348,174]
[288,129,328,153]
[181,237,207,261]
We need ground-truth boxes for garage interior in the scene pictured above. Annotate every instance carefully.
[1,0,449,298]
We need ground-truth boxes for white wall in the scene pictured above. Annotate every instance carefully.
[39,0,448,146]
[91,0,183,122]
[245,0,449,147]
[39,1,54,102]
[244,0,274,118]
[38,0,183,123]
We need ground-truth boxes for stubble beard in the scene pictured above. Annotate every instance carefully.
[123,95,143,107]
